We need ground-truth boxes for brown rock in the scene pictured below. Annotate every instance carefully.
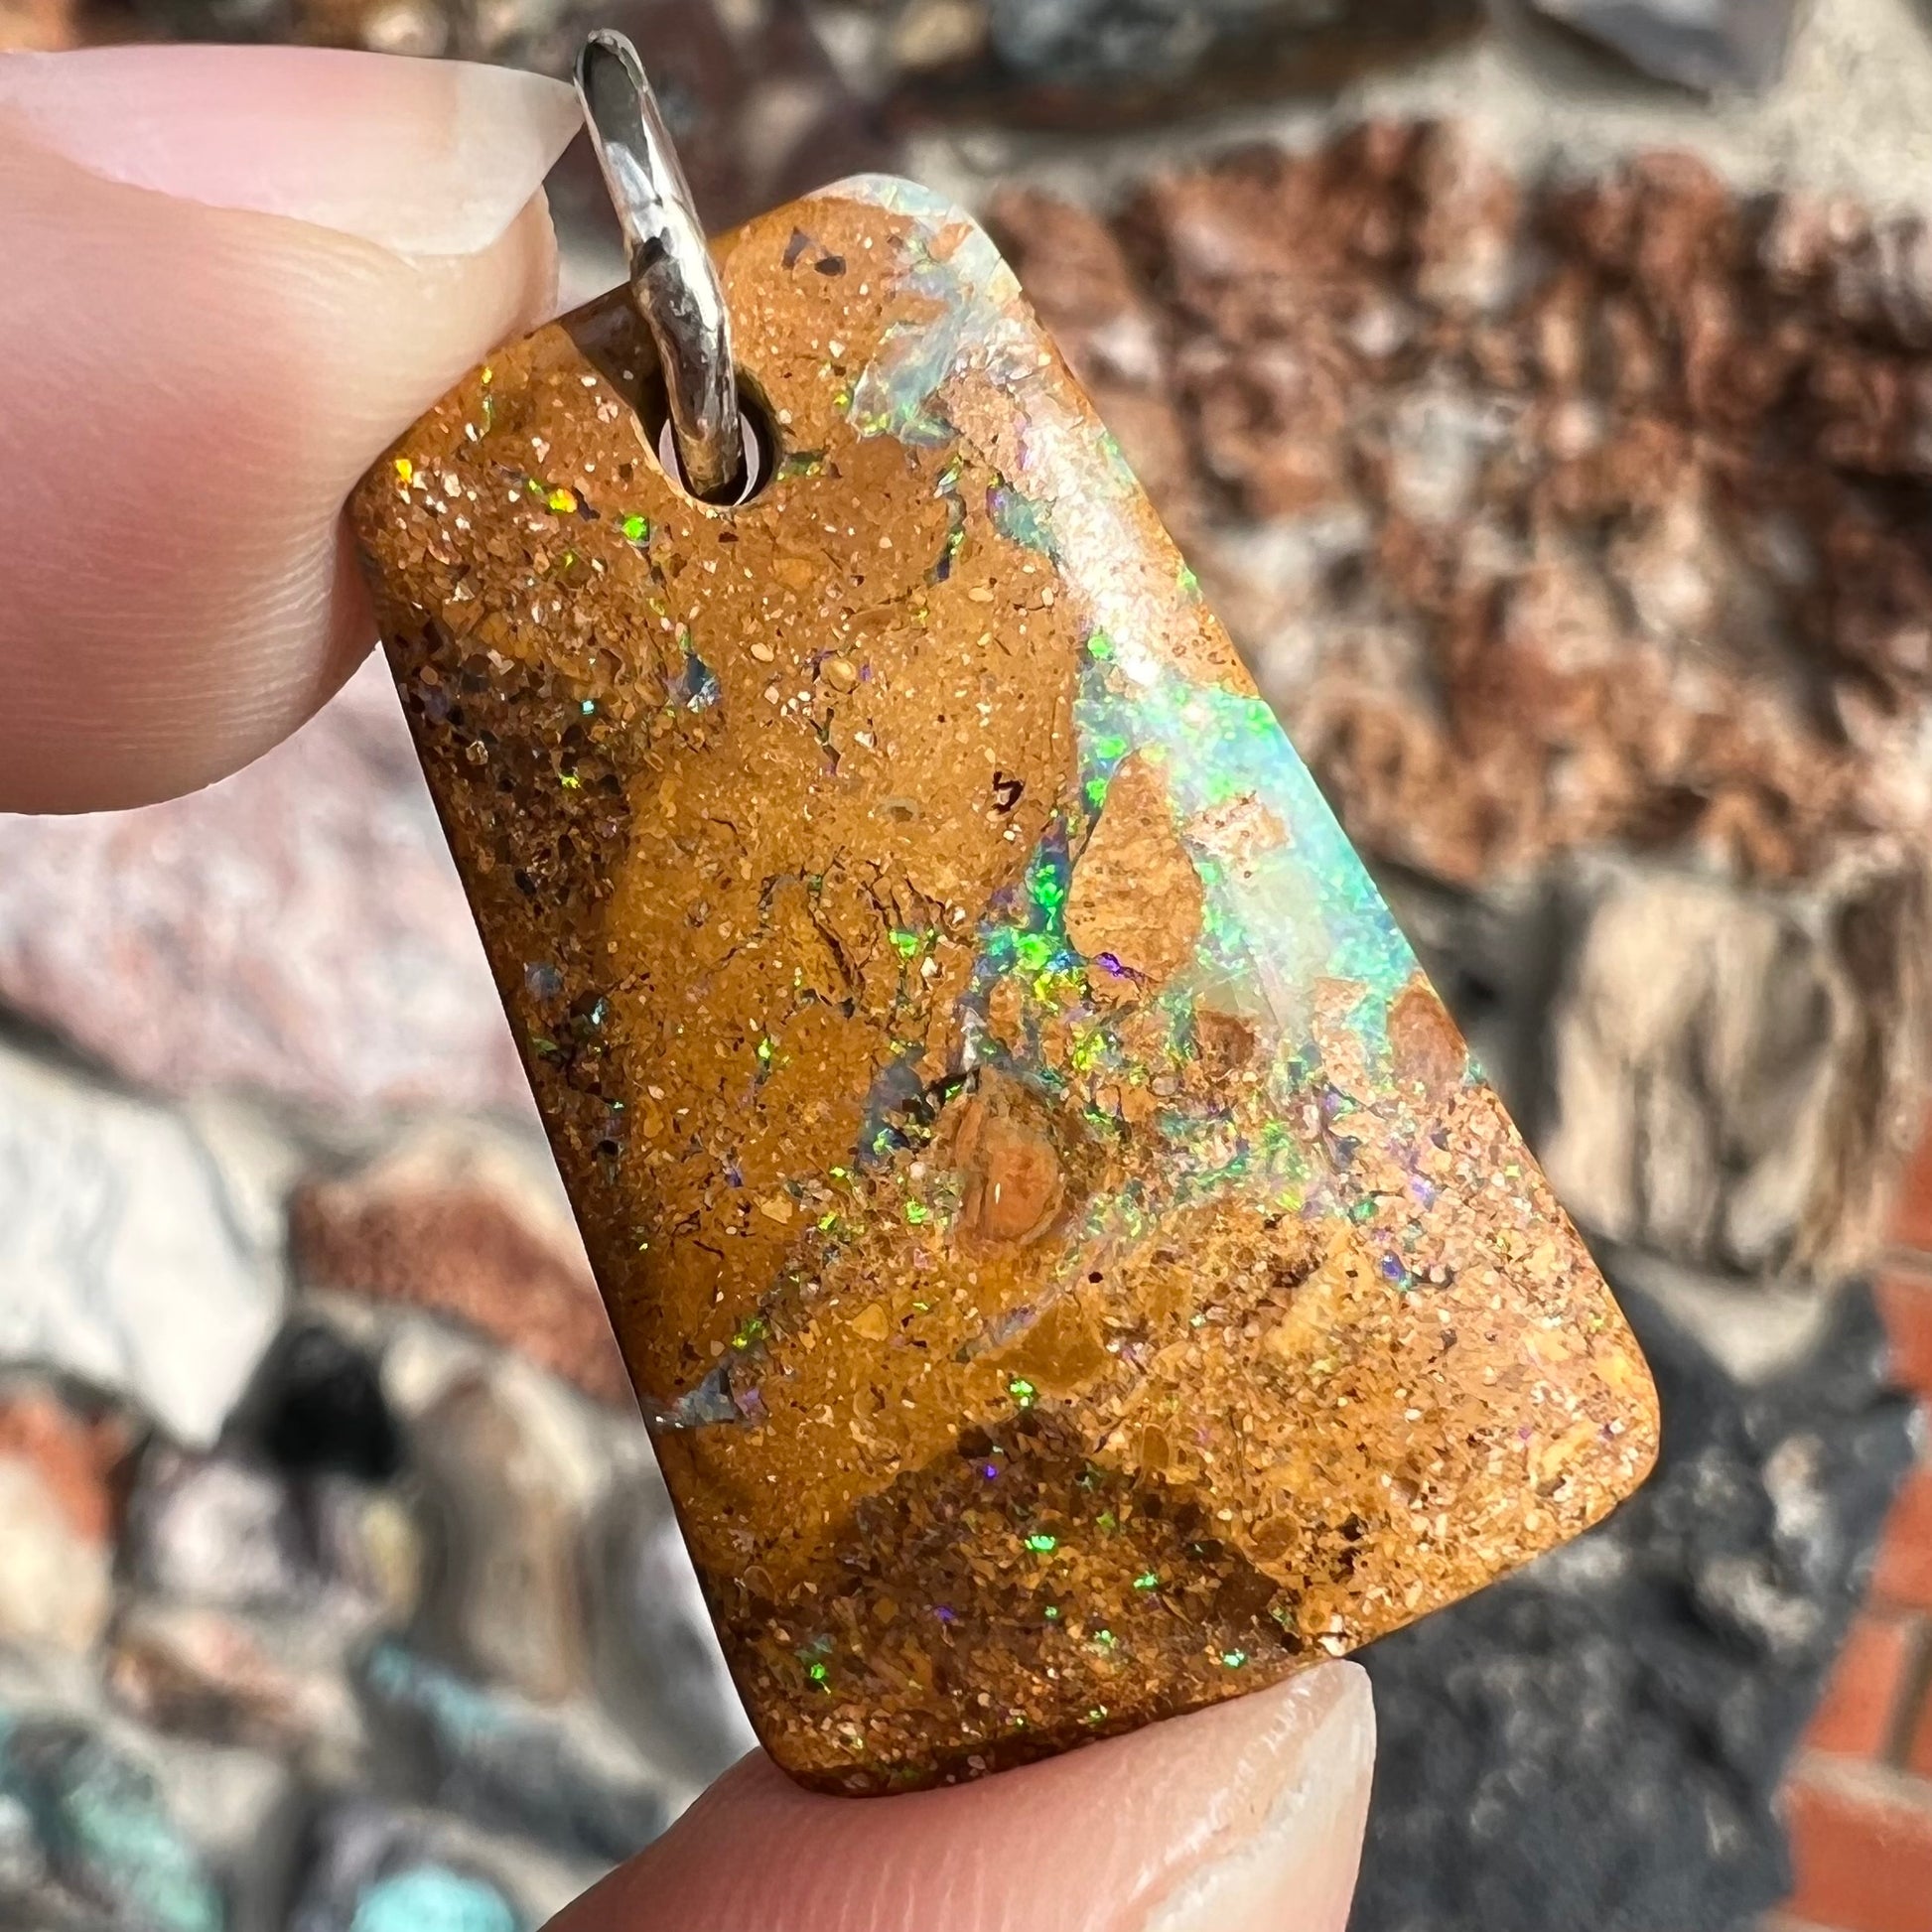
[1194,1007,1260,1080]
[1389,975,1469,1097]
[290,1123,628,1407]
[414,1372,591,1706]
[349,180,1655,1793]
[105,1601,365,1772]
[1001,131,1932,893]
[986,187,1147,331]
[0,1383,126,1545]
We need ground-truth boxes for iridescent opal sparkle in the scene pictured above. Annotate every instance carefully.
[349,178,1659,1793]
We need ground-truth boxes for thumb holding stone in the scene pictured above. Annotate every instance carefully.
[552,1664,1374,1932]
[0,49,1381,1932]
[0,47,578,811]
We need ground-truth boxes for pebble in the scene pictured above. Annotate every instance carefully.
[413,1372,595,1704]
[105,1601,367,1776]
[360,1643,670,1864]
[290,1120,627,1408]
[0,1046,283,1448]
[290,1800,597,1932]
[124,1449,312,1611]
[0,1385,120,1656]
[589,1496,759,1787]
[0,660,524,1116]
[0,1718,224,1932]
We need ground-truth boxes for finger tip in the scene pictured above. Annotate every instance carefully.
[444,55,582,168]
[0,46,582,258]
[554,1668,1374,1932]
[0,47,582,814]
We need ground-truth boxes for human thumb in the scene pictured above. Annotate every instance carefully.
[0,46,577,810]
[552,1663,1374,1932]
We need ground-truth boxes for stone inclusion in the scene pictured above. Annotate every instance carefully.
[349,178,1660,1793]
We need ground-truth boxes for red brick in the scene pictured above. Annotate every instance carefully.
[1879,1272,1932,1404]
[1786,1770,1932,1932]
[1897,1118,1932,1255]
[1911,1685,1932,1780]
[1810,1612,1924,1759]
[1876,1467,1932,1613]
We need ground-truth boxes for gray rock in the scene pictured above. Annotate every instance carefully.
[0,1790,50,1893]
[1529,0,1805,93]
[124,1452,311,1612]
[0,1046,283,1448]
[124,1446,424,1640]
[1348,1268,1915,1932]
[358,1644,670,1865]
[988,0,1355,83]
[0,659,523,1117]
[0,1718,224,1932]
[822,0,1480,123]
[589,1493,757,1787]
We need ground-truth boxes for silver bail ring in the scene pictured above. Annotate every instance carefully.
[575,30,746,502]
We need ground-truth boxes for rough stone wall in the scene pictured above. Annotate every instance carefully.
[993,128,1932,1294]
[3,2,1932,1929]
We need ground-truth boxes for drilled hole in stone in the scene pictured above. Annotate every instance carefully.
[652,391,773,508]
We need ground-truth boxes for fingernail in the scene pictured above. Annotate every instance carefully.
[1142,1665,1376,1932]
[0,46,579,257]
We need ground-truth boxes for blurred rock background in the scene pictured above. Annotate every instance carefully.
[4,2,1932,1929]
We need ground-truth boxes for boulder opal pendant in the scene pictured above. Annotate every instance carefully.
[348,36,1659,1797]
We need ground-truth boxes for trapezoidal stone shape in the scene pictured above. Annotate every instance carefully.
[348,174,1660,1795]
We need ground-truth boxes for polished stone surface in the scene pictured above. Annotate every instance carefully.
[350,179,1658,1792]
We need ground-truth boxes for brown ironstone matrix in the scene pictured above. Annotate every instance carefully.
[348,178,1659,1795]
